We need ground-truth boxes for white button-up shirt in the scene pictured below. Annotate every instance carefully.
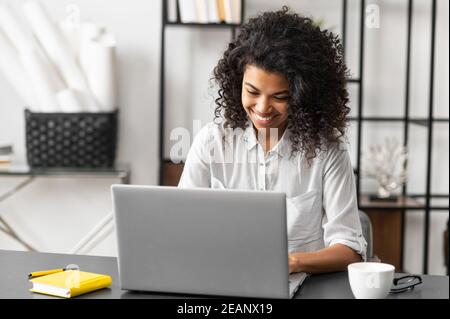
[178,121,367,260]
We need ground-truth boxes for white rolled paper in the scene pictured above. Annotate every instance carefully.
[0,29,37,110]
[0,3,36,53]
[58,20,81,58]
[56,88,84,112]
[80,32,118,112]
[20,48,61,112]
[80,22,105,43]
[23,1,98,111]
[0,2,65,111]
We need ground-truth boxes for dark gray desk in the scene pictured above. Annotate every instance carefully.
[0,250,448,299]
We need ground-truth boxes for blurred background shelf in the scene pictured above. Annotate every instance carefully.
[0,162,131,184]
[359,194,449,211]
[165,22,241,27]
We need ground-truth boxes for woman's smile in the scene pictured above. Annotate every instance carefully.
[249,109,280,126]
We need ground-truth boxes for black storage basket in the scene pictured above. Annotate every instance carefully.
[25,109,118,168]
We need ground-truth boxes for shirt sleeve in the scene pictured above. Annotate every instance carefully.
[322,143,368,261]
[177,124,211,188]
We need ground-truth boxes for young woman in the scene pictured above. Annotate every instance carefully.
[178,7,367,274]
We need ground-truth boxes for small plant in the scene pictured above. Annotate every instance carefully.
[361,138,408,199]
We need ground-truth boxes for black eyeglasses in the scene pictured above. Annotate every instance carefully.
[389,275,423,294]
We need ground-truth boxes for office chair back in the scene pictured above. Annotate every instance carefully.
[359,210,374,261]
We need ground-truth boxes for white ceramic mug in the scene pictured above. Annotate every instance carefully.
[348,262,395,299]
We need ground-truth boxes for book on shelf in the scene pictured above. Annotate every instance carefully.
[207,0,220,23]
[0,144,13,169]
[176,0,241,24]
[217,0,226,22]
[167,0,178,22]
[223,0,241,24]
[0,144,13,155]
[232,0,241,23]
[195,0,209,23]
[178,0,197,23]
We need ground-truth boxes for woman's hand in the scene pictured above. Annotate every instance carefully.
[288,244,362,274]
[288,253,300,273]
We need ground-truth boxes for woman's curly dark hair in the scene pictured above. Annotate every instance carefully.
[213,6,350,163]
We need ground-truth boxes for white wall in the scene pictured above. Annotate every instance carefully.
[0,0,160,185]
[0,0,161,257]
[0,0,448,274]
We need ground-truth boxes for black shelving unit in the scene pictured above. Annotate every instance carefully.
[342,0,449,274]
[159,0,449,274]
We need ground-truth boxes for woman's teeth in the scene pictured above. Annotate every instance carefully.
[254,113,275,121]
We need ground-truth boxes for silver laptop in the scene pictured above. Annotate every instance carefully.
[112,185,307,298]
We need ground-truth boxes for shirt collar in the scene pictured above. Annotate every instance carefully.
[243,120,292,158]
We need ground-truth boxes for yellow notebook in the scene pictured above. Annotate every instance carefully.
[29,270,112,298]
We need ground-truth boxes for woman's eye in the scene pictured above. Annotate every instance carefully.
[247,90,259,96]
[274,96,289,101]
